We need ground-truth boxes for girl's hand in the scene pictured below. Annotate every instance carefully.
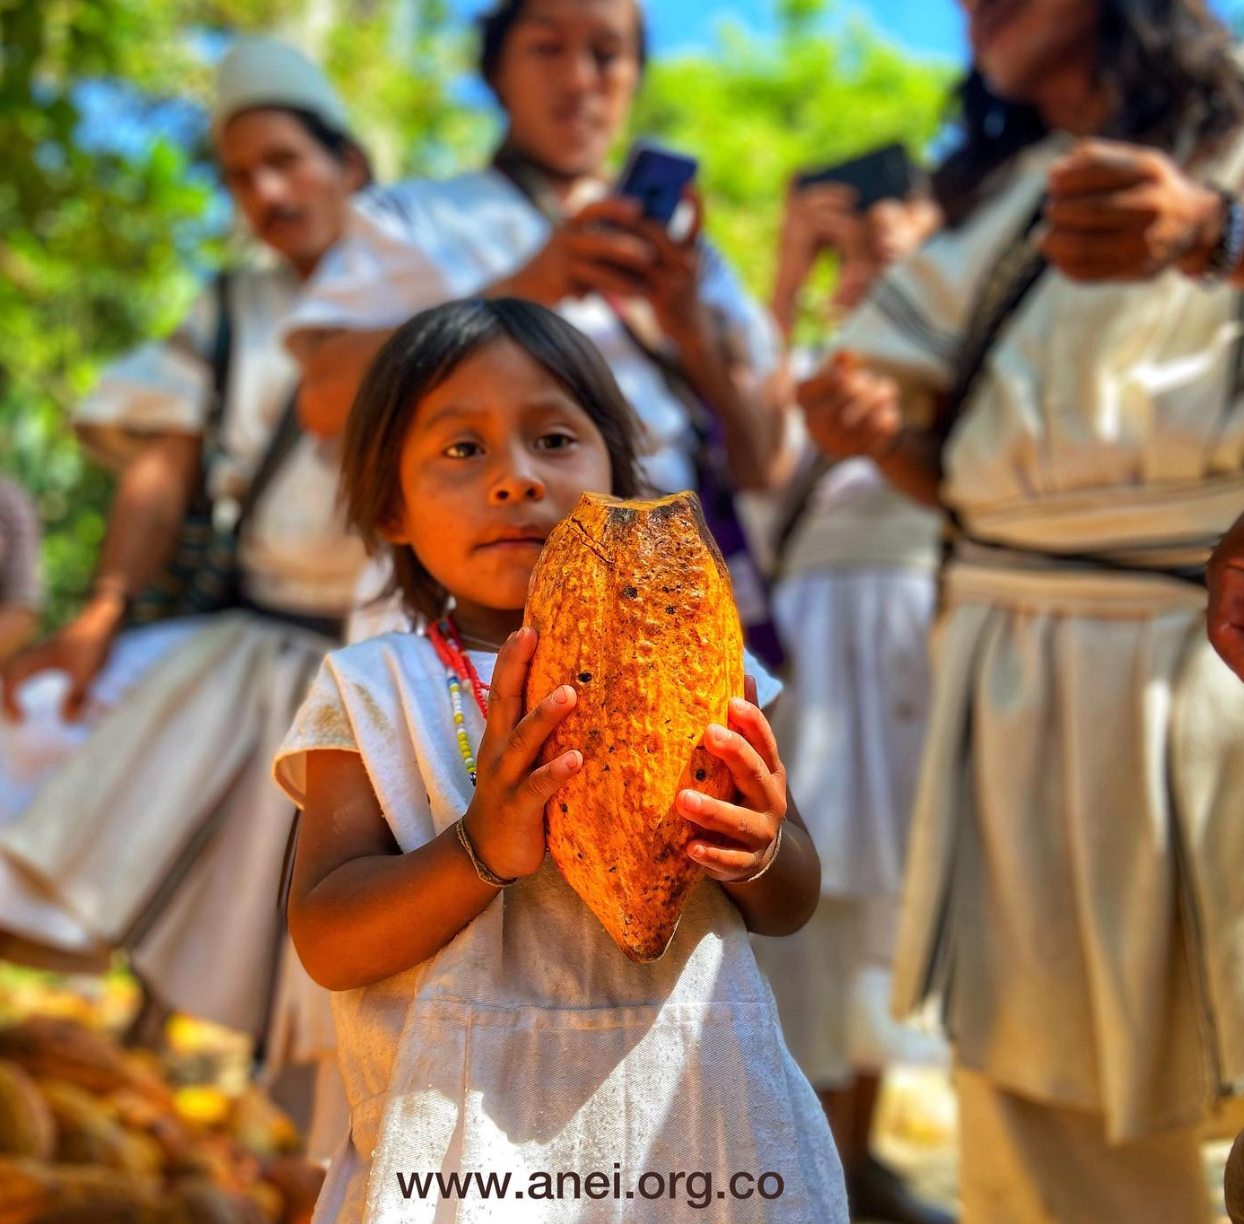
[797,350,903,460]
[462,627,583,881]
[676,676,788,883]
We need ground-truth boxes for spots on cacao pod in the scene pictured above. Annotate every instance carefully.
[665,605,676,615]
[578,672,592,683]
[560,804,569,813]
[695,768,707,781]
[609,506,637,525]
[608,866,617,873]
[620,585,638,599]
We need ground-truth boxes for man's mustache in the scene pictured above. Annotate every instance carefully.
[261,205,305,231]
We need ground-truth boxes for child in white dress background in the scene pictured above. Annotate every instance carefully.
[272,297,848,1222]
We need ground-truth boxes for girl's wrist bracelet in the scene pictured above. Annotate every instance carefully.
[736,821,784,886]
[455,817,518,889]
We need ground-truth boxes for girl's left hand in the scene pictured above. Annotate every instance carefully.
[677,675,788,882]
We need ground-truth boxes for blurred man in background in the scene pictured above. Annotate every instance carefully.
[0,37,370,1158]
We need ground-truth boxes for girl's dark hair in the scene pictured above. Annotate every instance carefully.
[932,0,1244,227]
[477,0,648,85]
[341,297,646,624]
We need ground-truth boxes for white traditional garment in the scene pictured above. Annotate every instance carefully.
[834,128,1244,1151]
[76,259,365,616]
[273,629,847,1224]
[281,169,779,497]
[752,460,944,1084]
[0,259,364,1076]
[954,1063,1211,1224]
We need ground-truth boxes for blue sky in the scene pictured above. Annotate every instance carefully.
[644,1,966,60]
[454,0,1238,64]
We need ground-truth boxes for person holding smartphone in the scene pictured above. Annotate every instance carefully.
[282,0,788,664]
[754,163,951,1224]
[284,0,784,495]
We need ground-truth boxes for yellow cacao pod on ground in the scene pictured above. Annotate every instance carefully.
[227,1087,301,1160]
[0,1157,163,1224]
[39,1080,163,1175]
[0,1060,55,1161]
[0,1019,129,1099]
[172,1178,268,1224]
[524,491,744,962]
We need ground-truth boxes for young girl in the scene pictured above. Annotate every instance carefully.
[273,298,847,1223]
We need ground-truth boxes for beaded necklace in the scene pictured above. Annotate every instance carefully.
[426,618,491,786]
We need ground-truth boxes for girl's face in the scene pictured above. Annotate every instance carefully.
[491,0,641,178]
[385,337,615,634]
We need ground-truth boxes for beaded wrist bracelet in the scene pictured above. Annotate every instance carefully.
[1203,189,1244,283]
[736,822,784,885]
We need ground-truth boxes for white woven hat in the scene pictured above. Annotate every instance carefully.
[211,36,350,142]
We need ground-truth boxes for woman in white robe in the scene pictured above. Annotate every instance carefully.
[798,0,1244,1218]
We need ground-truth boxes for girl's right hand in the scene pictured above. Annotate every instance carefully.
[462,626,583,881]
[796,351,903,461]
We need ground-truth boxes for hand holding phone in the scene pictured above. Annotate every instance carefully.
[796,143,917,211]
[614,141,699,226]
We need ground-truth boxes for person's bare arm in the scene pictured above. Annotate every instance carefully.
[287,327,395,439]
[1208,510,1244,682]
[290,629,583,991]
[674,327,790,492]
[1,432,200,719]
[0,608,36,666]
[721,789,819,937]
[289,749,505,990]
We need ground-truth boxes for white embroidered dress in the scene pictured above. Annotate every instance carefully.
[274,631,847,1224]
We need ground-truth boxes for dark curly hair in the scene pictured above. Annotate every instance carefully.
[933,0,1244,226]
[340,298,646,626]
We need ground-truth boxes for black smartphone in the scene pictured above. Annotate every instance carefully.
[614,141,699,225]
[796,143,918,209]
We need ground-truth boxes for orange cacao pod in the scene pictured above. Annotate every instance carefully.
[524,491,744,962]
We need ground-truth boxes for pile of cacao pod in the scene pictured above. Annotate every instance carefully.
[0,1016,323,1224]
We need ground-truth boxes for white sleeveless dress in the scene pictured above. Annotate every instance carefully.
[274,631,846,1224]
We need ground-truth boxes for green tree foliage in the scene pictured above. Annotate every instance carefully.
[1,0,950,627]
